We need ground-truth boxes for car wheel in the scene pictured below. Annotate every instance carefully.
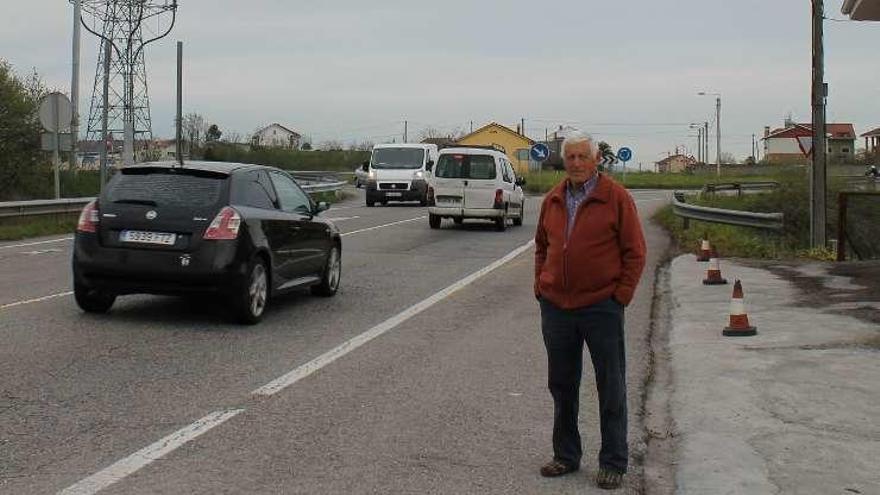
[366,200,375,207]
[233,258,269,324]
[381,200,388,206]
[495,210,508,232]
[513,201,524,226]
[429,213,441,229]
[453,217,463,225]
[74,282,116,313]
[312,245,341,297]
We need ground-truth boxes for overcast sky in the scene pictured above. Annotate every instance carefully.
[2,0,878,165]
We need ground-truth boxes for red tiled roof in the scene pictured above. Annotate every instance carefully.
[860,127,880,138]
[763,123,856,140]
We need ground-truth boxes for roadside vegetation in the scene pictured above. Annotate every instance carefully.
[203,143,368,173]
[652,174,878,260]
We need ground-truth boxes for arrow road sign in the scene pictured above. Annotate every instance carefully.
[530,143,550,162]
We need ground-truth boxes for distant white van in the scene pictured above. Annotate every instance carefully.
[361,143,439,206]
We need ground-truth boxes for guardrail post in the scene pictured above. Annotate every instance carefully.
[837,192,847,262]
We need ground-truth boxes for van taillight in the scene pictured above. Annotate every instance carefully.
[493,189,504,209]
[427,186,435,206]
[76,200,99,233]
[203,207,242,240]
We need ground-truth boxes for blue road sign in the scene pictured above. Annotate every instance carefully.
[530,143,550,162]
[617,147,633,162]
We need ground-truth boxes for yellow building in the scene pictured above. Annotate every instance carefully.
[455,122,534,173]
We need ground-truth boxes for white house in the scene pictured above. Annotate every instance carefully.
[252,123,302,149]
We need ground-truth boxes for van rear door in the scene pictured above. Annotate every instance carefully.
[431,153,466,213]
[462,154,498,210]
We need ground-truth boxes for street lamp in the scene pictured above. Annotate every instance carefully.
[698,91,722,177]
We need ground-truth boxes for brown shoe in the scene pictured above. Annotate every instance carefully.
[540,460,578,477]
[596,468,624,489]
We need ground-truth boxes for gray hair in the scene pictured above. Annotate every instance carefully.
[560,131,600,158]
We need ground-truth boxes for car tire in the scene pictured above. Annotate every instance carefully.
[495,210,507,232]
[366,200,375,207]
[419,195,428,206]
[453,217,463,225]
[233,257,269,325]
[381,200,388,206]
[513,201,524,226]
[429,213,441,229]
[74,282,116,313]
[311,245,341,297]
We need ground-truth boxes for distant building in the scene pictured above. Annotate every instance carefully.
[420,136,457,149]
[455,122,534,173]
[861,127,880,154]
[656,154,696,173]
[762,120,856,164]
[252,123,302,149]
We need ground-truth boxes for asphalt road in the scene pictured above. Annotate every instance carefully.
[0,187,670,494]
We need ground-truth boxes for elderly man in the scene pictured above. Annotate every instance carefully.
[534,133,646,490]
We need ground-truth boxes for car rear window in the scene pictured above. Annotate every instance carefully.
[106,168,227,208]
[435,154,497,179]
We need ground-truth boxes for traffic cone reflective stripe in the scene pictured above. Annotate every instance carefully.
[723,280,757,337]
[702,249,727,285]
[697,238,711,262]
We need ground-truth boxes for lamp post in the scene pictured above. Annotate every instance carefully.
[698,92,722,177]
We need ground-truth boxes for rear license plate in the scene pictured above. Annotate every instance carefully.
[437,196,461,205]
[120,230,177,246]
[386,192,403,197]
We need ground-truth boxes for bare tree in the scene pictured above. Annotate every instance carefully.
[319,140,344,151]
[222,131,242,144]
[182,113,207,151]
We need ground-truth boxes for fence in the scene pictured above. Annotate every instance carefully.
[836,191,880,261]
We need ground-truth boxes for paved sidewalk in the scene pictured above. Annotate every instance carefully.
[666,255,879,495]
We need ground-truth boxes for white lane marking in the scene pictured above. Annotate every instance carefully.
[0,291,72,310]
[59,409,244,495]
[341,216,426,237]
[252,239,535,396]
[22,248,64,256]
[324,216,360,222]
[0,236,73,250]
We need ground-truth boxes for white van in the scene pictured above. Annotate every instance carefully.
[362,143,439,206]
[426,146,526,231]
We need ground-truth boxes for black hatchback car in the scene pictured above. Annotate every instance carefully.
[73,161,342,324]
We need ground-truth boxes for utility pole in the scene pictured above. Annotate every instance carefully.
[811,0,827,248]
[100,40,110,194]
[470,120,473,133]
[715,96,721,176]
[404,120,408,143]
[71,0,81,170]
[704,121,709,167]
[521,118,525,137]
[176,41,183,167]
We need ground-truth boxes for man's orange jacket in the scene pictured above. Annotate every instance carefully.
[534,174,646,309]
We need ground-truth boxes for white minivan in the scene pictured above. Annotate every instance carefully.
[362,143,439,206]
[426,146,526,231]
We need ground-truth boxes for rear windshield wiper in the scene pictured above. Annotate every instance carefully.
[112,199,158,206]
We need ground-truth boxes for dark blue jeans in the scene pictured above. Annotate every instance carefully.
[539,297,628,473]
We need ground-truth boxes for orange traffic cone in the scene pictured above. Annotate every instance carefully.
[696,236,711,262]
[723,280,757,336]
[702,248,728,285]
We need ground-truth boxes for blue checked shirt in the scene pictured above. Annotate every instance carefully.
[565,173,599,239]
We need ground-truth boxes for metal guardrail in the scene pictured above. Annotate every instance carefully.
[672,192,784,231]
[0,180,348,219]
[701,181,779,196]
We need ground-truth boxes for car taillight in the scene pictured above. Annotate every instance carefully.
[493,189,504,209]
[76,200,99,233]
[427,186,435,206]
[203,207,242,240]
